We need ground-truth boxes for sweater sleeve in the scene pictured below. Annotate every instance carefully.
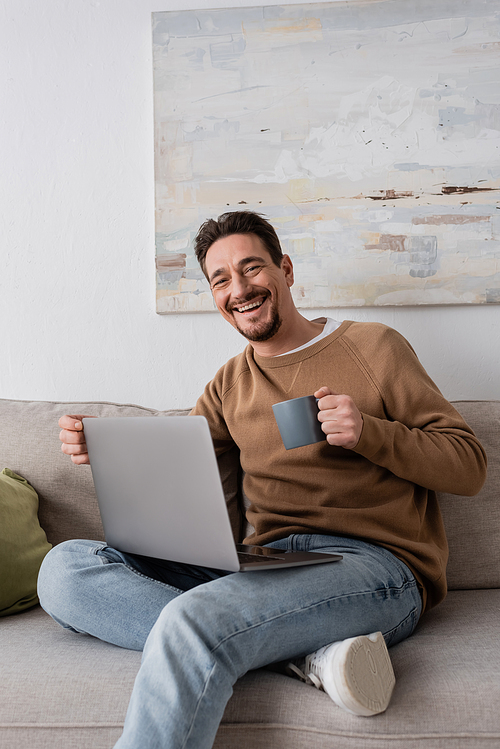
[349,326,487,496]
[190,366,236,457]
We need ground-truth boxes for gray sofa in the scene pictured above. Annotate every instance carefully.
[1,396,499,749]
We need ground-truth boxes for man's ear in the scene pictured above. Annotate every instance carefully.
[281,254,294,288]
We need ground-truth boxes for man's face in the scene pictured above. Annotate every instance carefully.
[204,233,294,343]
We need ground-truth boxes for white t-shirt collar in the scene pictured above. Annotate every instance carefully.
[275,318,341,357]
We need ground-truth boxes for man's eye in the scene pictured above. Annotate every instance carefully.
[211,278,227,289]
[246,265,261,274]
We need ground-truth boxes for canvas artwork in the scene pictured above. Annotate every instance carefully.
[152,0,500,313]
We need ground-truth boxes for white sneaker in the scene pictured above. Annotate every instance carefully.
[286,632,395,717]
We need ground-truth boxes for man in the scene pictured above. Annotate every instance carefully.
[38,211,487,749]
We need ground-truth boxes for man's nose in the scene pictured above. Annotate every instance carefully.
[230,272,252,299]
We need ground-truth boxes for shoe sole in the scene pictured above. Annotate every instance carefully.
[332,632,395,716]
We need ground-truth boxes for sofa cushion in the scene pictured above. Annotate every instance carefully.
[439,401,500,590]
[0,469,51,616]
[1,591,498,749]
[219,589,500,748]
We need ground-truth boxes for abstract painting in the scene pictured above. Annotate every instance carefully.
[152,0,500,312]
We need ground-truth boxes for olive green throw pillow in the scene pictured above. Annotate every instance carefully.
[0,468,52,616]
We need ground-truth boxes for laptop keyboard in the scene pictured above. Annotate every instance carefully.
[237,552,286,563]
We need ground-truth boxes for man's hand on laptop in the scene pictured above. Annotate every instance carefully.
[59,415,95,465]
[315,387,363,450]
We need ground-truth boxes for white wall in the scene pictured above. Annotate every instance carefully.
[1,0,498,412]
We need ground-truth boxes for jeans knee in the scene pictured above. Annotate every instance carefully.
[37,542,70,617]
[37,539,103,625]
[148,587,216,655]
[146,584,248,681]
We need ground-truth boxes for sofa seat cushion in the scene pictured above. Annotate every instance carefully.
[1,590,499,749]
[219,589,500,748]
[0,606,140,749]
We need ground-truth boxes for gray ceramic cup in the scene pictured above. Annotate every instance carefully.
[272,395,325,450]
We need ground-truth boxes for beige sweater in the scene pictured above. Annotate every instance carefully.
[192,321,487,612]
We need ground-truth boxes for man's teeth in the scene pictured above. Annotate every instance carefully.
[237,300,262,313]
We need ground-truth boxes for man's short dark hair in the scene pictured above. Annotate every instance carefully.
[194,211,284,277]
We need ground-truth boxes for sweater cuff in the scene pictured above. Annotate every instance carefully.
[352,412,387,460]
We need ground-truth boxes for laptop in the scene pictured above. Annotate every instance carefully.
[82,416,342,572]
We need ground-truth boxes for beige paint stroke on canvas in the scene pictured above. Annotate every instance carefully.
[153,0,500,312]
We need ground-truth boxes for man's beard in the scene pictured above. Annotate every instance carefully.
[231,296,283,343]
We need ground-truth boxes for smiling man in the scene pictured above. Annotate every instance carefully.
[196,212,323,355]
[39,211,487,749]
[208,233,291,343]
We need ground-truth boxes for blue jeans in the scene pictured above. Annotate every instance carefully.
[38,534,422,749]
